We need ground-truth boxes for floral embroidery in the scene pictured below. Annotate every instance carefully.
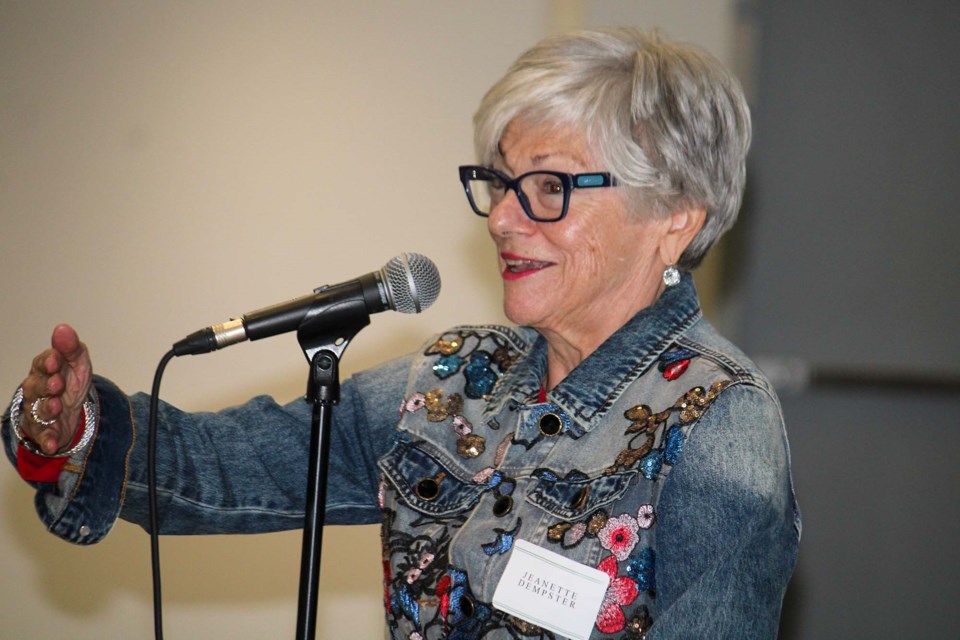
[472,467,495,484]
[381,507,453,634]
[425,389,463,422]
[433,354,463,378]
[595,555,639,634]
[639,450,663,481]
[604,404,669,476]
[546,509,609,550]
[494,434,512,466]
[393,583,421,627]
[674,381,732,424]
[636,504,655,530]
[658,347,698,381]
[505,616,546,637]
[481,519,521,556]
[606,380,731,477]
[624,405,672,434]
[426,330,522,400]
[456,434,485,458]
[598,513,640,561]
[435,574,451,619]
[452,415,473,437]
[562,522,586,547]
[587,510,610,536]
[413,389,487,458]
[464,351,498,398]
[405,392,426,413]
[663,425,685,465]
[492,345,519,371]
[446,567,492,638]
[626,548,656,594]
[425,337,463,356]
[624,605,653,639]
[662,359,690,380]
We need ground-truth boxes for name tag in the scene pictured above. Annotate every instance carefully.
[492,539,609,640]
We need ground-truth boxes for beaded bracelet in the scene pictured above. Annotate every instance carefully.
[9,386,96,458]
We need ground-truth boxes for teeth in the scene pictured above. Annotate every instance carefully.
[504,258,549,271]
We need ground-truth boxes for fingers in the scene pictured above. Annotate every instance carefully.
[16,324,92,455]
[27,397,64,455]
[17,395,68,455]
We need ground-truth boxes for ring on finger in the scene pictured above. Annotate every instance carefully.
[30,397,58,427]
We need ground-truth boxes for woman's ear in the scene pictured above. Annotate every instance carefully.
[658,207,706,266]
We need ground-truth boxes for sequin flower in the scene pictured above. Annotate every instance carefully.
[626,548,656,593]
[433,354,463,379]
[464,351,498,398]
[663,425,685,465]
[598,513,640,561]
[595,555,639,634]
[639,449,664,480]
[625,605,653,639]
[405,393,426,413]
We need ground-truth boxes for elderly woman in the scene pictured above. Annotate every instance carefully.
[4,29,798,639]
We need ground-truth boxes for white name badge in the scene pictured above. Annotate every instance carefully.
[492,539,609,640]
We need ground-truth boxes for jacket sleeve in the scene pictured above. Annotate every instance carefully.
[648,382,801,639]
[2,353,414,544]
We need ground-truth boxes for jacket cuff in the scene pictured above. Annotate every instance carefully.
[3,376,135,545]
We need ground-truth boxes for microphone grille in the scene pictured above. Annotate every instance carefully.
[382,253,441,314]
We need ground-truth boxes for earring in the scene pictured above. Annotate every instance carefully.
[662,265,681,287]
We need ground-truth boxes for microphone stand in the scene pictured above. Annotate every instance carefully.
[294,295,371,640]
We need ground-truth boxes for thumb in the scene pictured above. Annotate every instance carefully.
[51,323,86,364]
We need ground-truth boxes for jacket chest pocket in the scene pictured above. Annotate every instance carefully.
[527,470,639,521]
[525,470,643,562]
[379,441,486,517]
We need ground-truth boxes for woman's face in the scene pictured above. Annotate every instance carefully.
[488,119,673,351]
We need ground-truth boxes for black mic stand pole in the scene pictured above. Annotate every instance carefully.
[294,295,371,640]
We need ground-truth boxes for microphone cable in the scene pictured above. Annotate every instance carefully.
[140,253,440,640]
[148,348,176,640]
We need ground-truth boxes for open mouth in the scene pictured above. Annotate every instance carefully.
[501,253,553,278]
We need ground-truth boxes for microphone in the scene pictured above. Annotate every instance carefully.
[172,253,441,356]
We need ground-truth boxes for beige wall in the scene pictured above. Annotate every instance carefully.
[0,2,740,637]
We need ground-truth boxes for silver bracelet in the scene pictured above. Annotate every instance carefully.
[9,386,97,459]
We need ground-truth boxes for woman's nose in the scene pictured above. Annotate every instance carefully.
[487,188,536,238]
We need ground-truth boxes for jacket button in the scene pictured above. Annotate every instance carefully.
[538,412,563,436]
[492,495,513,517]
[415,472,445,501]
[571,486,590,511]
[459,595,476,618]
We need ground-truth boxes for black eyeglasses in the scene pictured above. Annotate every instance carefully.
[458,165,618,222]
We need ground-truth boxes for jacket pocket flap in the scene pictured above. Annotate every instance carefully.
[526,470,637,521]
[379,441,486,517]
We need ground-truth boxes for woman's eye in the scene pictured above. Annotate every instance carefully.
[535,177,563,196]
[543,180,562,194]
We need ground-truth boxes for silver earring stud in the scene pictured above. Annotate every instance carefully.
[662,265,681,287]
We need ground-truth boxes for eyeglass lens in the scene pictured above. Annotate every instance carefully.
[468,172,567,221]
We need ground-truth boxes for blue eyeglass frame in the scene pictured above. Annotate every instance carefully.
[458,165,618,222]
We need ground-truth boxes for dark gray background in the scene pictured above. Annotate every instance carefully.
[738,2,960,637]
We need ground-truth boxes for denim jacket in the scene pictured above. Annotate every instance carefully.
[3,274,799,639]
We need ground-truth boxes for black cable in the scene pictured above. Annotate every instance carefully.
[148,349,176,640]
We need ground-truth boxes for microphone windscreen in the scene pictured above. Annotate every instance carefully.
[382,253,441,314]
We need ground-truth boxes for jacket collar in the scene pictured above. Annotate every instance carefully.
[488,273,702,435]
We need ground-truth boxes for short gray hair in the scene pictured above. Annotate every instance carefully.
[474,28,751,269]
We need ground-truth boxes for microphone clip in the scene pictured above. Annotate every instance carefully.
[295,288,370,367]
